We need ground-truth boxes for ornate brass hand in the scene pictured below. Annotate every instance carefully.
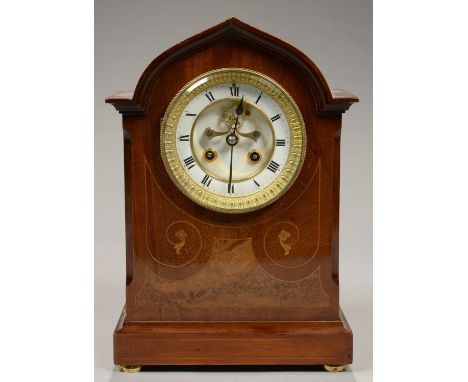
[238,129,261,142]
[205,99,260,141]
[204,127,230,139]
[206,126,260,141]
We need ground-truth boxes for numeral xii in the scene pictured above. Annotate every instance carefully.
[230,85,239,97]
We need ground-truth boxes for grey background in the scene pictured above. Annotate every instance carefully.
[95,0,372,381]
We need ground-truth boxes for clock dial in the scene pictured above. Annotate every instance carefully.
[161,68,306,213]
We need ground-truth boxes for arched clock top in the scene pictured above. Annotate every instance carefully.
[106,18,358,115]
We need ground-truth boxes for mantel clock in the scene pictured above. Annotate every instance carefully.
[106,18,358,373]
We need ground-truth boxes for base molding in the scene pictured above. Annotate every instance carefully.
[114,307,352,366]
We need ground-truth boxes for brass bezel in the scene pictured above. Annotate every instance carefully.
[160,68,307,214]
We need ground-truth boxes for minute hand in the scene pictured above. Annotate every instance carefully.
[227,96,244,194]
[232,96,244,133]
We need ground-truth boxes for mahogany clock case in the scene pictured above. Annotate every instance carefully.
[106,18,358,367]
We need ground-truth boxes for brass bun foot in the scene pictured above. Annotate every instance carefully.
[118,365,142,373]
[324,364,347,372]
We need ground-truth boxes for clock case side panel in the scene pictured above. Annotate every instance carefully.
[120,116,152,316]
[332,121,342,283]
[123,129,134,287]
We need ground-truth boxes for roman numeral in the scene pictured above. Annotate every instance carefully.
[276,139,286,146]
[178,135,190,142]
[205,91,215,102]
[183,156,196,169]
[185,112,197,117]
[267,160,280,173]
[230,84,239,97]
[228,183,234,194]
[253,179,260,188]
[201,174,212,187]
[255,92,262,104]
[270,114,281,122]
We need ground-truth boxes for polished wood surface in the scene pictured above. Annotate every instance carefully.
[114,307,352,366]
[106,17,358,367]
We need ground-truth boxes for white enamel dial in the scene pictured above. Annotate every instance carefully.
[161,68,306,213]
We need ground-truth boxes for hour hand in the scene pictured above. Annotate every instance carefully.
[204,127,229,139]
[238,129,261,142]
